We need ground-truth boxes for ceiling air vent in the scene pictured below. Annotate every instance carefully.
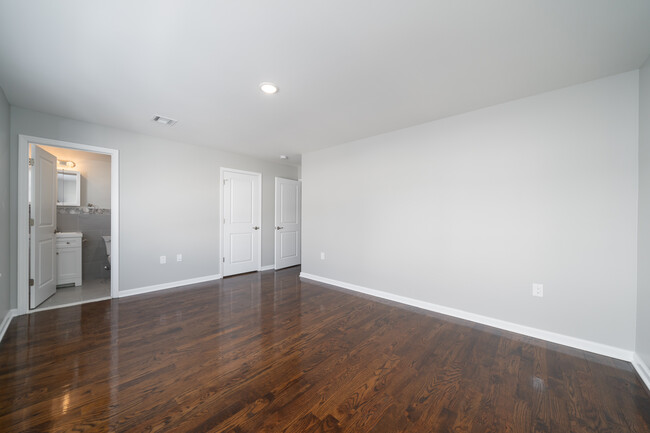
[152,115,178,126]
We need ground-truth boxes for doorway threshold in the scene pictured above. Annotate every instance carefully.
[31,296,112,314]
[32,279,112,312]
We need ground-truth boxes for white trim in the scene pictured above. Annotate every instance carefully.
[299,272,635,362]
[219,169,224,276]
[259,265,275,271]
[633,353,650,392]
[0,309,18,343]
[220,167,262,277]
[110,146,120,300]
[31,297,111,314]
[119,274,222,298]
[274,177,278,270]
[17,137,29,314]
[18,135,120,314]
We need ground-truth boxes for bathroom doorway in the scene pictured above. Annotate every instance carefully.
[17,135,119,314]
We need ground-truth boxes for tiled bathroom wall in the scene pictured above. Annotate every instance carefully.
[57,207,110,281]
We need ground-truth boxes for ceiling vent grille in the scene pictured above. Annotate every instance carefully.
[152,115,178,126]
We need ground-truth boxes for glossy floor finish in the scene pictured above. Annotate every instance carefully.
[1,268,648,432]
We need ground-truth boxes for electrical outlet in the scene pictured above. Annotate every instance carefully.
[532,283,543,297]
[160,255,167,264]
[177,254,183,262]
[320,252,325,260]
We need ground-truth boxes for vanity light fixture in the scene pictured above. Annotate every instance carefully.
[259,82,279,94]
[152,115,178,126]
[57,160,76,168]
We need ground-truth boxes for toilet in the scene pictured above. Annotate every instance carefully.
[102,235,111,268]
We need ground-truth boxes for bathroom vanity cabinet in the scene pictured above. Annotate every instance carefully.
[56,232,82,286]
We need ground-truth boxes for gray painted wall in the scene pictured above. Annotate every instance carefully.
[0,87,10,320]
[302,71,639,350]
[637,58,650,368]
[9,107,299,302]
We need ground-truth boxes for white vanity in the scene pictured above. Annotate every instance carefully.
[56,232,82,286]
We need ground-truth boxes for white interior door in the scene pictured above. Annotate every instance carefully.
[223,170,261,277]
[275,178,301,270]
[30,145,58,308]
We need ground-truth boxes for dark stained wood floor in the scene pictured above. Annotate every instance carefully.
[1,267,649,432]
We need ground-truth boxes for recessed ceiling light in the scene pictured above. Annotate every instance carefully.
[152,115,178,126]
[259,82,279,94]
[279,155,288,160]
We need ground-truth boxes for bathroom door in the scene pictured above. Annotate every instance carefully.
[30,145,58,308]
[222,169,261,277]
[274,178,301,270]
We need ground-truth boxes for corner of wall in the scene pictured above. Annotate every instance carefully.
[0,86,11,321]
[635,55,650,390]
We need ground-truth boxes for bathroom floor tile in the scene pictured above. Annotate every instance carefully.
[36,278,111,310]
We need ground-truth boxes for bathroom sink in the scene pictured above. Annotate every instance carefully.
[55,232,83,238]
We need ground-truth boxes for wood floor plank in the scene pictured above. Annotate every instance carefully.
[0,266,648,432]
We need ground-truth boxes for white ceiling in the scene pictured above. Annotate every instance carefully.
[1,1,649,166]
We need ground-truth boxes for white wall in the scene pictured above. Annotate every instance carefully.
[39,145,112,209]
[302,71,639,351]
[9,107,299,300]
[637,57,650,370]
[0,86,10,321]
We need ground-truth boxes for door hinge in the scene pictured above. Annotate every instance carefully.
[29,218,34,227]
[222,257,225,263]
[223,178,228,185]
[28,158,34,166]
[29,278,34,287]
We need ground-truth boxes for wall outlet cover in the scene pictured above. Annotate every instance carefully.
[320,252,325,260]
[177,254,182,262]
[532,283,543,297]
[160,255,167,264]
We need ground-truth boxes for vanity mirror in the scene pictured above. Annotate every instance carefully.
[57,170,81,206]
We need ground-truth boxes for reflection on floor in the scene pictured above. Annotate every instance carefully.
[37,279,111,310]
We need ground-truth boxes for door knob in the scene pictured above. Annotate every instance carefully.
[253,226,260,230]
[276,226,284,230]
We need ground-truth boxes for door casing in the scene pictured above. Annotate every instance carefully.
[17,135,120,314]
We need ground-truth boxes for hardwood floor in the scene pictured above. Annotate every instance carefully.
[1,266,648,432]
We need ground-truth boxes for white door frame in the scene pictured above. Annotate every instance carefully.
[17,135,120,314]
[219,167,262,276]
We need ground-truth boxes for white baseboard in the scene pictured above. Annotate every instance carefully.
[259,265,275,271]
[0,309,18,343]
[299,272,634,362]
[633,353,650,392]
[119,274,222,298]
